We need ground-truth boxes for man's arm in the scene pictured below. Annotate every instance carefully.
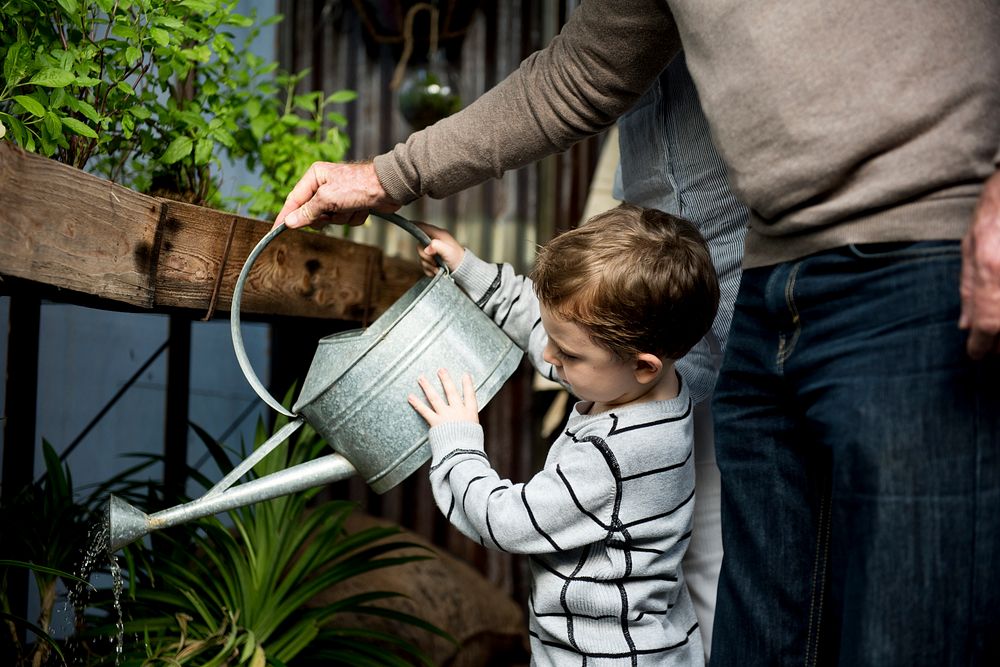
[375,0,679,203]
[276,0,679,229]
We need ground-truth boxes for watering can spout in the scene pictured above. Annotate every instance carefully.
[107,494,153,552]
[104,451,358,551]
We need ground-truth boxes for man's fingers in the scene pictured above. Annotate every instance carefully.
[291,200,319,228]
[965,328,997,360]
[275,165,324,227]
[274,161,398,231]
[346,210,369,227]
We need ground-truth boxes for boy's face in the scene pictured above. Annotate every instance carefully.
[539,304,648,409]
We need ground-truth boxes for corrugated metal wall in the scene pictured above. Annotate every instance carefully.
[276,0,605,604]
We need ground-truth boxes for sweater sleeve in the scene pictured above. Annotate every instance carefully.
[451,250,564,386]
[373,0,680,203]
[427,421,618,554]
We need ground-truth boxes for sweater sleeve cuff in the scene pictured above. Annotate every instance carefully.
[428,421,485,461]
[373,152,419,205]
[452,250,501,302]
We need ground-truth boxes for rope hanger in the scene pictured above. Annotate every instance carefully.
[390,3,440,90]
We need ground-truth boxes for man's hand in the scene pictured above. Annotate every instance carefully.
[408,369,479,428]
[960,169,1000,359]
[273,161,400,230]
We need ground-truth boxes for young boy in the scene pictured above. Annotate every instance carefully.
[408,203,719,666]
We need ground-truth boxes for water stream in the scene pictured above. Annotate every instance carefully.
[67,521,126,666]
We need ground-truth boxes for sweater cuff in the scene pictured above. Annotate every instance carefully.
[428,421,485,461]
[373,152,419,205]
[452,250,502,303]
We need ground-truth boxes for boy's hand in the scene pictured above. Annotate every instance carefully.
[415,222,466,276]
[408,369,479,427]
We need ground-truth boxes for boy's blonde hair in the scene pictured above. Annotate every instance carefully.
[530,203,719,361]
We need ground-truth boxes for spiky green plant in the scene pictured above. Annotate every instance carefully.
[100,410,449,666]
[0,441,158,666]
[0,559,95,666]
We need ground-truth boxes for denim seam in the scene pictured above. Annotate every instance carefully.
[777,262,803,372]
[846,242,961,260]
[805,487,832,666]
[970,363,982,637]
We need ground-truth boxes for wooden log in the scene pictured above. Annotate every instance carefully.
[0,142,422,321]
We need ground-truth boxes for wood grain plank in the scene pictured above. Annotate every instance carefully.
[155,200,389,321]
[0,142,161,308]
[0,143,422,321]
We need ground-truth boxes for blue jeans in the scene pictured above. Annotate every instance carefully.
[710,242,1000,665]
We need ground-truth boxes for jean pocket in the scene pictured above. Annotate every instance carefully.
[846,240,961,261]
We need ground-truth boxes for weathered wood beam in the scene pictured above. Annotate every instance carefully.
[0,143,422,321]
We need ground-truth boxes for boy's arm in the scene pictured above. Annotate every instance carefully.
[427,421,618,554]
[452,250,563,385]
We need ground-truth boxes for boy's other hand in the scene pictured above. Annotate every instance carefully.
[415,222,465,276]
[408,369,479,427]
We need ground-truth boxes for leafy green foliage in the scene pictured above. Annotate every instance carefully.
[0,441,158,666]
[92,413,448,666]
[233,71,357,219]
[1,560,81,665]
[1,414,447,666]
[0,0,355,214]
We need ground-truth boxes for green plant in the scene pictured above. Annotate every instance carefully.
[234,69,357,219]
[0,441,158,666]
[0,0,356,212]
[0,560,94,666]
[398,65,461,132]
[1,0,243,171]
[97,412,448,666]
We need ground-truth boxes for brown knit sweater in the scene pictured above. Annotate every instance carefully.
[373,0,1000,267]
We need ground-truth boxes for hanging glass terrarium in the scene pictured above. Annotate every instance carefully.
[387,2,463,131]
[397,54,462,131]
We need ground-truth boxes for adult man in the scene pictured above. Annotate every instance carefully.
[274,1,1000,663]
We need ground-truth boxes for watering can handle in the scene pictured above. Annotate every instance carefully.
[231,210,445,416]
[368,210,449,271]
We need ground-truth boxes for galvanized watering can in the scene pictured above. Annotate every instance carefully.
[106,211,523,551]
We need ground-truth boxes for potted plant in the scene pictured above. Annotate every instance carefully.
[81,410,448,666]
[0,442,159,666]
[0,417,448,665]
[231,68,356,219]
[0,0,355,212]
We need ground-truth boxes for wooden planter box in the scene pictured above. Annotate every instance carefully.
[0,142,422,323]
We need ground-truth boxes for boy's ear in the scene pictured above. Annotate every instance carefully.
[633,353,663,384]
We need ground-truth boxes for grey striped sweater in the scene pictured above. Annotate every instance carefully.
[427,251,703,666]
